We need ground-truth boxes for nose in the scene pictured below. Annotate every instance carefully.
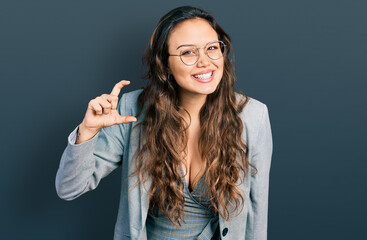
[196,48,210,67]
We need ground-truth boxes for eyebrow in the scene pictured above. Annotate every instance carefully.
[176,40,219,50]
[176,44,195,50]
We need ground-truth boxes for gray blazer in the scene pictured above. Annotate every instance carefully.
[55,89,273,240]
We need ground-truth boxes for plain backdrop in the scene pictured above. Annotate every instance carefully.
[1,0,366,239]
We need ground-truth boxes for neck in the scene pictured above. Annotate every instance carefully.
[178,90,207,119]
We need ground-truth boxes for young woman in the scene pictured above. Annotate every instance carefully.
[56,6,273,240]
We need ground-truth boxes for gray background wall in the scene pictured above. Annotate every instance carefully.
[1,0,366,239]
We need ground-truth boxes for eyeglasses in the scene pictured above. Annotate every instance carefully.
[168,40,226,66]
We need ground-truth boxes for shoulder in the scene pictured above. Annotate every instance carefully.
[235,92,269,123]
[122,88,144,103]
[118,88,144,115]
[235,92,270,146]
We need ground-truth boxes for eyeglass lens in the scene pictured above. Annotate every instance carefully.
[180,41,225,65]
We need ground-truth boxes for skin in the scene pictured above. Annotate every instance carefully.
[76,80,137,144]
[167,18,224,190]
[168,18,224,115]
[76,18,225,191]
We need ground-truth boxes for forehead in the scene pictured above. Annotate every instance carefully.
[168,18,219,48]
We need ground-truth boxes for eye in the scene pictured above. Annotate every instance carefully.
[181,49,196,56]
[207,45,219,51]
[182,50,192,55]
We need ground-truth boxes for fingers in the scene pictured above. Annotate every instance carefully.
[101,94,118,111]
[88,78,130,115]
[110,80,130,97]
[86,80,136,127]
[88,96,113,115]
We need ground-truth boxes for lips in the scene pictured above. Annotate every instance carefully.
[193,71,213,79]
[192,70,215,83]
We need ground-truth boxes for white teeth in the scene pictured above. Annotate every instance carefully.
[194,72,213,79]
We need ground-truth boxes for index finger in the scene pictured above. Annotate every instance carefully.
[110,80,130,96]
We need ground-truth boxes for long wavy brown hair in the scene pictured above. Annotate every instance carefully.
[131,6,255,225]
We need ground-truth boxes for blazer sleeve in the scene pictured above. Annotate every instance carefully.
[55,94,129,201]
[249,104,273,240]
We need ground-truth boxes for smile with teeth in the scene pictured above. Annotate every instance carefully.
[193,71,213,79]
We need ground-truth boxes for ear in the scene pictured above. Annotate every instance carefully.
[167,69,172,74]
[167,65,172,74]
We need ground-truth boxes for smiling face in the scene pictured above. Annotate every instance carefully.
[167,18,224,99]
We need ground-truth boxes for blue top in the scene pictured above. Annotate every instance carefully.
[56,89,273,239]
[146,167,219,240]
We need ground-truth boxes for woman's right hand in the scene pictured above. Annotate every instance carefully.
[76,80,137,144]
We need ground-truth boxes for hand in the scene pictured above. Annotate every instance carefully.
[76,80,137,143]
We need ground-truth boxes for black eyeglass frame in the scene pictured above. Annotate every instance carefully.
[168,40,226,66]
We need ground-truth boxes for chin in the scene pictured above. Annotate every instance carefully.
[193,83,221,95]
[177,76,222,96]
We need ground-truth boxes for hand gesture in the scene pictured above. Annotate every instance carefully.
[76,80,137,143]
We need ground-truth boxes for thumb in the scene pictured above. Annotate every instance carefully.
[114,114,137,124]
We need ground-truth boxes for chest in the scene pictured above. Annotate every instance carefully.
[182,121,205,192]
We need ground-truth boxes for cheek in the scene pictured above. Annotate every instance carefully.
[169,59,186,75]
[171,65,192,79]
[217,60,224,78]
[220,59,225,69]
